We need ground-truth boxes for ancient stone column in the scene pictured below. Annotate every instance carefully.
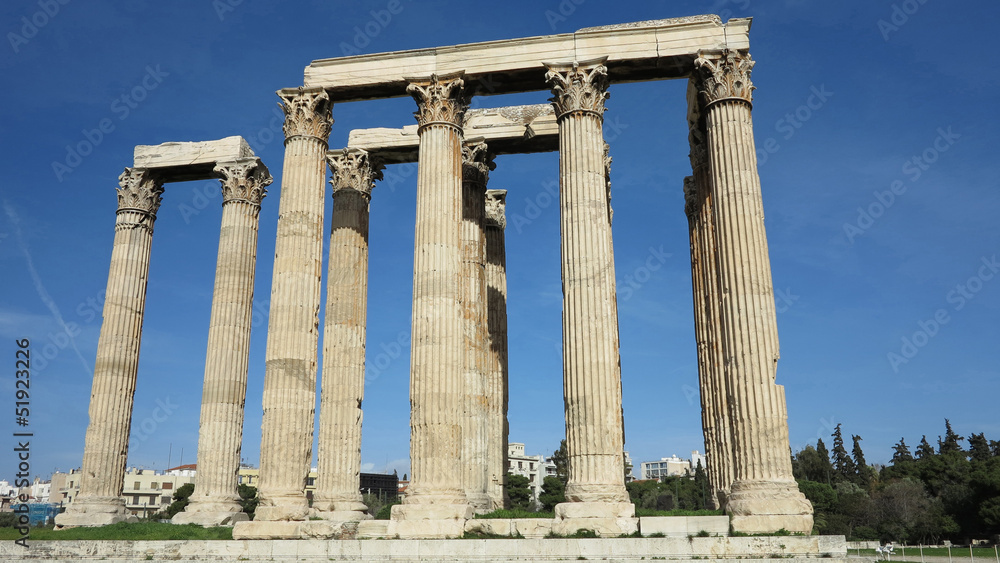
[175,158,271,527]
[545,59,635,535]
[256,86,333,522]
[460,141,494,513]
[692,49,813,533]
[483,189,509,510]
[682,167,732,511]
[390,73,473,536]
[56,168,163,528]
[313,149,383,521]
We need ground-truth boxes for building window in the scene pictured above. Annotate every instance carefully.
[151,482,159,490]
[134,481,140,490]
[162,482,173,490]
[307,477,315,486]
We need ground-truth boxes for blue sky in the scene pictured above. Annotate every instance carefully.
[1,0,998,485]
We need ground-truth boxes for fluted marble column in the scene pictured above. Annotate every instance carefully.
[545,59,634,534]
[256,86,333,522]
[682,162,732,511]
[56,169,163,528]
[460,141,494,513]
[390,73,473,536]
[692,50,813,533]
[175,159,271,526]
[313,149,383,521]
[484,189,509,510]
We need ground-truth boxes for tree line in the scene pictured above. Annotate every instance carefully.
[793,420,1000,542]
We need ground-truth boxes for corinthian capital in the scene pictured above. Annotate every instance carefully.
[326,149,384,199]
[406,73,469,129]
[278,86,333,141]
[694,49,755,107]
[544,58,610,118]
[117,168,164,215]
[215,158,272,205]
[462,141,495,187]
[484,189,507,230]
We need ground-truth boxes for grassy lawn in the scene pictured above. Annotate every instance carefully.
[0,522,233,541]
[856,547,1000,559]
[635,508,725,517]
[474,508,555,519]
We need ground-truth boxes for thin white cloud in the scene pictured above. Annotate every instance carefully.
[3,200,90,375]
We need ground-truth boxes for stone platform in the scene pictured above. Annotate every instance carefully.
[5,535,847,562]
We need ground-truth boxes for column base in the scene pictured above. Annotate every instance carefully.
[386,503,474,539]
[552,501,638,537]
[171,503,249,527]
[310,509,373,522]
[466,492,494,514]
[310,497,371,521]
[727,479,814,534]
[231,519,361,539]
[54,497,138,528]
[253,494,310,521]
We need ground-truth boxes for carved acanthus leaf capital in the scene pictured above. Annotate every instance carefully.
[544,59,610,118]
[326,149,384,199]
[116,168,164,215]
[694,49,755,107]
[215,158,272,205]
[462,141,496,187]
[406,74,469,129]
[484,189,507,230]
[278,86,333,141]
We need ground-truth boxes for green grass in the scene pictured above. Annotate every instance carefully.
[474,508,555,519]
[635,508,725,517]
[856,547,998,558]
[0,522,233,541]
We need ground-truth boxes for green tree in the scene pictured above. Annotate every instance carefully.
[831,424,856,484]
[968,433,991,463]
[550,440,569,485]
[538,475,565,511]
[937,419,965,455]
[506,473,532,511]
[816,439,834,485]
[798,480,837,513]
[158,482,194,519]
[916,436,935,459]
[852,435,873,489]
[795,444,832,483]
[237,484,258,520]
[891,437,914,464]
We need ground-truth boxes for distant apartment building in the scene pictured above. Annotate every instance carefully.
[639,450,707,480]
[52,464,397,517]
[507,442,551,503]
